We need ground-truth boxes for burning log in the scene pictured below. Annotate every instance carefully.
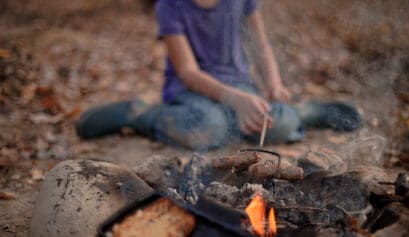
[212,152,261,170]
[249,160,304,180]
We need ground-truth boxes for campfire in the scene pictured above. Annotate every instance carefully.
[98,148,409,236]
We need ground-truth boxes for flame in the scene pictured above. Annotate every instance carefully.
[245,193,277,237]
[268,207,277,236]
[245,194,266,236]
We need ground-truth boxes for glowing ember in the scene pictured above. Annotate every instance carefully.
[245,193,277,237]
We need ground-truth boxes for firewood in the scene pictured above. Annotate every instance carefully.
[212,152,261,170]
[112,198,195,237]
[249,160,304,180]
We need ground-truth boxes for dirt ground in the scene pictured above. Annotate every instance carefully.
[0,0,408,236]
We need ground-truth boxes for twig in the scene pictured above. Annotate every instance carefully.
[259,115,268,147]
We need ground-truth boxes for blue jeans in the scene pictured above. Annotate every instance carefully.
[152,84,304,150]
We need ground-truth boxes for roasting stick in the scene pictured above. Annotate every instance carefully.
[259,115,268,147]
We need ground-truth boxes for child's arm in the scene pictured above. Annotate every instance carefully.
[164,35,272,135]
[246,10,291,102]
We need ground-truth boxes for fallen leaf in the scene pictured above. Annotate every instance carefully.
[21,83,37,103]
[36,85,53,95]
[406,119,409,131]
[0,191,17,200]
[30,168,44,181]
[0,48,10,59]
[305,82,328,96]
[328,135,349,145]
[44,131,57,143]
[0,148,18,167]
[47,162,57,171]
[29,113,63,124]
[41,95,60,111]
[0,157,12,168]
[66,106,82,119]
[2,223,17,233]
[370,117,379,128]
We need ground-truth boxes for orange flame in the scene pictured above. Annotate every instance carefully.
[245,194,266,236]
[268,206,277,236]
[245,194,277,237]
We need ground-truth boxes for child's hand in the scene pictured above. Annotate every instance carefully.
[230,91,272,135]
[267,83,291,102]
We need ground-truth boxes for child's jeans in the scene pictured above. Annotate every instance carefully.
[152,84,304,150]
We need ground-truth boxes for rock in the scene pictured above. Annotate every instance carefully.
[298,147,347,177]
[30,159,153,237]
[203,182,242,208]
[347,166,397,196]
[132,155,184,191]
[372,202,409,237]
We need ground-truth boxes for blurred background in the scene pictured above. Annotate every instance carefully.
[0,0,408,235]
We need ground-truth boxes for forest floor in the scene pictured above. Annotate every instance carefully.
[0,0,408,236]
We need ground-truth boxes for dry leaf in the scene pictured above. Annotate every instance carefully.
[66,106,82,119]
[36,85,53,95]
[0,48,10,59]
[328,136,349,145]
[406,119,409,131]
[29,113,63,124]
[0,148,18,167]
[0,157,12,167]
[44,131,57,143]
[41,95,60,111]
[47,162,57,171]
[0,191,17,200]
[21,83,37,103]
[370,117,379,128]
[30,168,45,181]
[304,83,327,96]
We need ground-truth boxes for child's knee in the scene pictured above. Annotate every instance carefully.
[183,126,227,150]
[155,107,228,150]
[179,110,229,150]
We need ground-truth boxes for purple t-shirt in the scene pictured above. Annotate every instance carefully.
[156,0,260,102]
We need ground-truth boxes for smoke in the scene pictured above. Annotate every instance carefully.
[344,131,387,168]
[246,0,408,164]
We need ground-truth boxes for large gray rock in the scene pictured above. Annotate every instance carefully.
[30,160,153,237]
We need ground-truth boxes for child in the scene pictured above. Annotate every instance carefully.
[76,0,361,150]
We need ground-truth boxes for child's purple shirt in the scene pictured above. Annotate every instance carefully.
[155,0,260,102]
